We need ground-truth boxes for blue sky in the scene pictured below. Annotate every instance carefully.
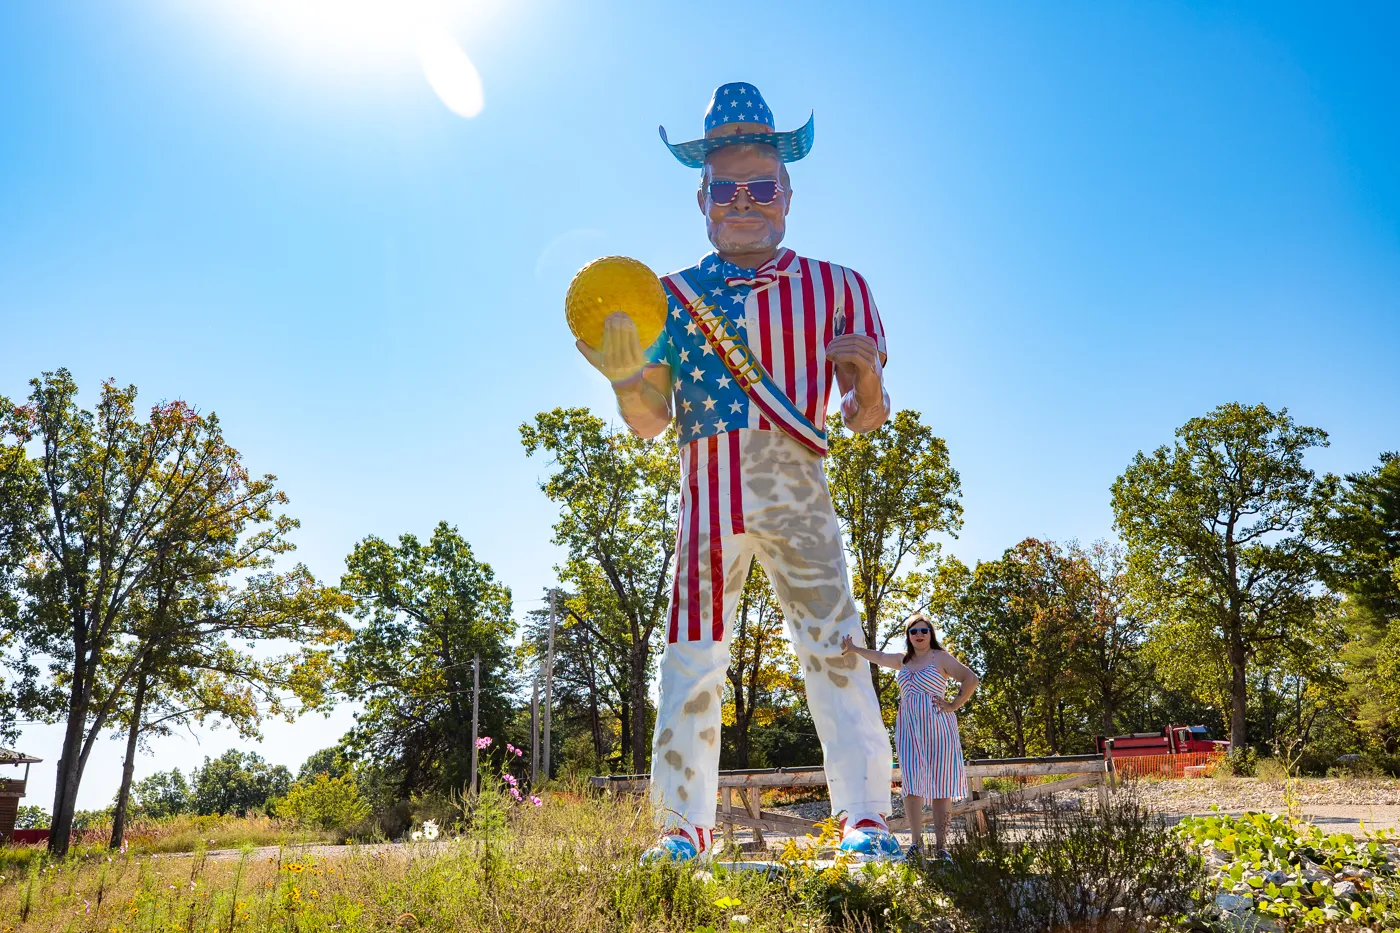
[3,1,1397,808]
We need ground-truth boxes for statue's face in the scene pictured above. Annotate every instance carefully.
[697,145,790,259]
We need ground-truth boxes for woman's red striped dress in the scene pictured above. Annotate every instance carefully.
[895,664,967,799]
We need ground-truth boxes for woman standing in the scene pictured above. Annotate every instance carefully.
[841,612,979,860]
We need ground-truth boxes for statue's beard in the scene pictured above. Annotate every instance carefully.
[709,220,783,257]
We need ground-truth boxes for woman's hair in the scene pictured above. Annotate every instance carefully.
[901,612,943,664]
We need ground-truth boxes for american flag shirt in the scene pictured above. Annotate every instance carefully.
[644,247,888,450]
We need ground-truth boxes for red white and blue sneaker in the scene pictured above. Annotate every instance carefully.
[839,817,902,858]
[641,826,717,864]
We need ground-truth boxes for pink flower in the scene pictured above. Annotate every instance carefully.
[475,736,493,750]
[514,748,523,757]
[502,773,518,787]
[530,796,543,807]
[509,787,522,801]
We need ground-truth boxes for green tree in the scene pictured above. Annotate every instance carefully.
[336,522,516,797]
[0,370,327,855]
[130,768,191,819]
[520,408,678,771]
[278,774,369,831]
[932,551,1039,757]
[106,561,347,848]
[0,423,43,741]
[1320,453,1400,755]
[190,749,292,816]
[932,538,1126,757]
[298,747,353,782]
[1065,540,1148,736]
[1324,453,1400,620]
[15,805,49,829]
[1111,403,1332,749]
[827,410,962,704]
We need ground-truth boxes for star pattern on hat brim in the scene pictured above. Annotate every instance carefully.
[659,112,815,169]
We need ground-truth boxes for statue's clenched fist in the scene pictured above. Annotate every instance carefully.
[825,333,883,389]
[577,312,646,387]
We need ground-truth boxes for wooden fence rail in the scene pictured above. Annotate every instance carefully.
[590,754,1114,844]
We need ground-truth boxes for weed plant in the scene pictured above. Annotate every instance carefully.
[1178,809,1400,927]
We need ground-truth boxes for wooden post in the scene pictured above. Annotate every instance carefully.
[738,788,765,850]
[721,788,735,849]
[542,590,558,782]
[469,654,481,796]
[968,776,989,832]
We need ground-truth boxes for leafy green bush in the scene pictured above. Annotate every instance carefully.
[1177,810,1400,928]
[277,773,371,832]
[1223,746,1259,777]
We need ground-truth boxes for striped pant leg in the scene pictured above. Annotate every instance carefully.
[650,434,752,833]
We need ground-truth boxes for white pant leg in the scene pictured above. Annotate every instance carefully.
[649,538,752,832]
[742,432,893,825]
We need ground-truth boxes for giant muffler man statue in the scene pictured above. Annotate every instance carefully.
[575,82,900,861]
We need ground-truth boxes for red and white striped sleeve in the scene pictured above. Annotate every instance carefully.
[840,266,888,365]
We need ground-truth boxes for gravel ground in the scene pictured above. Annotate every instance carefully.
[762,777,1400,841]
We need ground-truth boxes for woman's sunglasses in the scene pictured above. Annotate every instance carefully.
[907,627,932,636]
[706,179,784,205]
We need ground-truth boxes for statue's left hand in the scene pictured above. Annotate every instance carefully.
[826,333,883,387]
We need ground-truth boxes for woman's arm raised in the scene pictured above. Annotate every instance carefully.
[840,634,904,670]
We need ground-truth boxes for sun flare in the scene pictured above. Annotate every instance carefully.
[212,0,493,118]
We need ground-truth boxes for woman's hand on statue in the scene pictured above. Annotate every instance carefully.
[840,634,855,655]
[577,312,646,388]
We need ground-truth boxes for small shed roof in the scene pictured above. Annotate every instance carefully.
[0,747,42,765]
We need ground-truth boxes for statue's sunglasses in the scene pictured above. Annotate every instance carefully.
[907,627,932,636]
[706,178,784,205]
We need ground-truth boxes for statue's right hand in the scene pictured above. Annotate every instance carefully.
[577,312,646,387]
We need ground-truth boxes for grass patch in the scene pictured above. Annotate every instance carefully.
[0,789,1218,932]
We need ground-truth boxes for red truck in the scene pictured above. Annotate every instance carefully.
[1096,725,1230,758]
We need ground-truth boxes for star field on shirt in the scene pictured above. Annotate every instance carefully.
[644,249,886,448]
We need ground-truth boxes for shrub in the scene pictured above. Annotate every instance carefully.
[1255,756,1290,783]
[1223,746,1259,777]
[277,773,371,832]
[931,789,1207,931]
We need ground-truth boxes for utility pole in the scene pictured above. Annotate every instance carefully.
[542,589,558,781]
[530,671,540,785]
[469,654,480,796]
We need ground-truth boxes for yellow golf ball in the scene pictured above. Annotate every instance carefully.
[565,256,668,351]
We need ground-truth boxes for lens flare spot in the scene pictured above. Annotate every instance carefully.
[417,24,484,118]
